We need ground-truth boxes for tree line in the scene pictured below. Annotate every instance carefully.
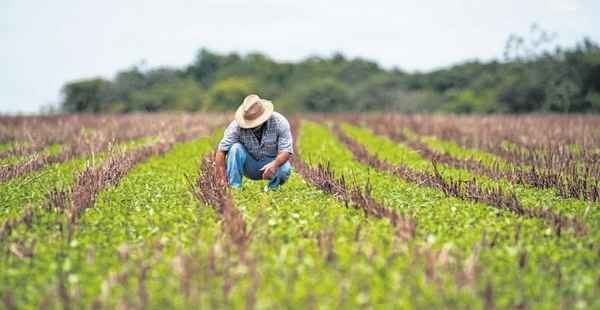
[61,30,600,114]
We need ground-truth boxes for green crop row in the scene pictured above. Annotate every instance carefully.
[0,138,152,220]
[407,128,595,191]
[228,156,477,307]
[1,121,599,309]
[343,124,599,222]
[0,144,63,166]
[63,135,220,308]
[0,135,217,308]
[403,128,510,169]
[0,143,12,153]
[0,142,32,153]
[302,121,599,308]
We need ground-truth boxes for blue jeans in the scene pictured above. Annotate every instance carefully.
[226,143,291,189]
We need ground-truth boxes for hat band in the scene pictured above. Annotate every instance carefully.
[244,102,264,120]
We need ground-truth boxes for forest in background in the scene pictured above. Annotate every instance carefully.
[60,27,600,114]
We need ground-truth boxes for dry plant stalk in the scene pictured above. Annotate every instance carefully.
[332,125,587,236]
[290,118,416,242]
[346,113,600,203]
[193,154,251,254]
[0,113,221,184]
[190,154,258,308]
[372,122,599,203]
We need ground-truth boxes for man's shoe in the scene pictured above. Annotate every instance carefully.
[264,185,280,192]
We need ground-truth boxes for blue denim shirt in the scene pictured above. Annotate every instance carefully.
[218,112,293,160]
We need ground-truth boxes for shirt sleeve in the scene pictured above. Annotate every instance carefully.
[217,120,240,152]
[277,116,294,154]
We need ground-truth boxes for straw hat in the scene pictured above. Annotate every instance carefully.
[235,94,274,129]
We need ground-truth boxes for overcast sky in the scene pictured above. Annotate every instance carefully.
[1,0,598,114]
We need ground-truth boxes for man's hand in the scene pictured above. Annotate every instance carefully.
[260,160,279,180]
[260,151,291,180]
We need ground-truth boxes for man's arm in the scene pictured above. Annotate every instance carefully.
[260,151,290,179]
[261,115,294,179]
[215,150,227,184]
[216,121,240,184]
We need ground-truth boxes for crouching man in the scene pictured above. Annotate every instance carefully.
[216,94,293,191]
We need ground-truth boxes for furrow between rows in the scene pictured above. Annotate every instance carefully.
[299,121,600,307]
[0,120,214,184]
[0,133,220,308]
[334,124,587,236]
[291,119,416,241]
[377,125,599,203]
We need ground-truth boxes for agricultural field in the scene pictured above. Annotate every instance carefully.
[0,113,599,309]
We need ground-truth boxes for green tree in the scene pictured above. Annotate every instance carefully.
[129,79,206,112]
[59,36,600,114]
[187,49,241,87]
[288,78,352,112]
[61,78,111,112]
[206,77,257,111]
[443,89,497,114]
[352,73,406,111]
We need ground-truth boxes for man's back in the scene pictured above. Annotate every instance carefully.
[218,111,293,160]
[215,94,293,190]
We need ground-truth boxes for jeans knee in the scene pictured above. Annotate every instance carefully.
[279,162,292,178]
[229,143,244,154]
[228,143,247,160]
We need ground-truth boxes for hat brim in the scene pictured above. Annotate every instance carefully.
[235,99,274,129]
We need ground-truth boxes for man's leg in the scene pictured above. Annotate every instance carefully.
[226,143,248,188]
[267,161,292,189]
[243,156,265,181]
